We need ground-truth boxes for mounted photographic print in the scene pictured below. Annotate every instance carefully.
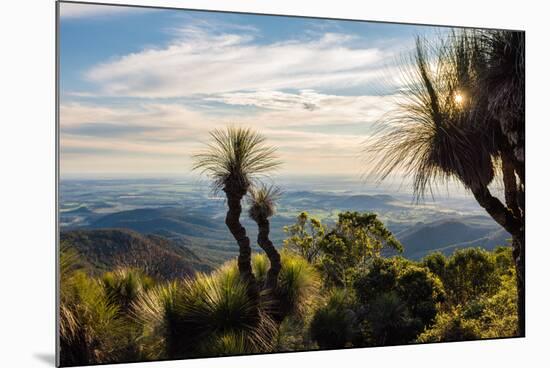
[56,1,525,366]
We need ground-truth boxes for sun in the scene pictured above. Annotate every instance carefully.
[454,92,464,105]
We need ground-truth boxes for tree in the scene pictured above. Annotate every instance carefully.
[365,30,525,334]
[320,212,403,287]
[193,127,281,293]
[283,212,326,263]
[443,248,499,305]
[248,184,282,291]
[353,257,444,345]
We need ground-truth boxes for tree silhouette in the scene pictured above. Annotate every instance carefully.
[193,127,281,294]
[365,30,525,334]
[248,184,282,291]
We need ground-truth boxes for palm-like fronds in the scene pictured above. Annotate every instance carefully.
[252,252,320,319]
[248,184,282,222]
[130,282,179,360]
[197,331,252,356]
[276,251,321,317]
[102,268,154,313]
[365,34,495,198]
[192,127,281,193]
[132,263,276,358]
[60,271,124,365]
[477,30,524,128]
[251,253,270,282]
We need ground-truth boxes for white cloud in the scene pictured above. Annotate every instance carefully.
[59,93,397,176]
[59,3,145,19]
[60,23,411,175]
[84,28,394,98]
[208,89,396,126]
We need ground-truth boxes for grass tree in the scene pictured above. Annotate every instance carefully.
[132,264,276,359]
[59,247,124,366]
[192,127,281,293]
[248,184,283,291]
[365,31,525,334]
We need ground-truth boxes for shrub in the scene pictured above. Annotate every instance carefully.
[421,252,446,280]
[275,251,321,318]
[416,308,482,343]
[353,257,444,344]
[443,248,499,305]
[102,268,154,312]
[310,289,356,349]
[133,263,276,359]
[60,270,124,365]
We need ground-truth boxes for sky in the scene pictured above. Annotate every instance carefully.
[58,2,445,179]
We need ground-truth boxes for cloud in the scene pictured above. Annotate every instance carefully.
[207,89,396,126]
[60,21,412,176]
[59,93,396,176]
[84,27,394,98]
[59,3,146,19]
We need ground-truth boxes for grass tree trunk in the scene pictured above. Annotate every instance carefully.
[512,229,525,336]
[224,186,257,294]
[256,217,282,291]
[471,183,525,336]
[501,155,525,336]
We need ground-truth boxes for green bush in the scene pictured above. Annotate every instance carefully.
[60,270,124,365]
[102,268,153,312]
[416,308,482,343]
[310,289,356,349]
[133,263,275,359]
[353,257,444,345]
[443,248,499,305]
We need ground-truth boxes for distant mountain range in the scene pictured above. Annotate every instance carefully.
[69,206,511,263]
[396,218,511,259]
[281,192,401,211]
[60,179,510,264]
[61,229,213,279]
[90,207,227,240]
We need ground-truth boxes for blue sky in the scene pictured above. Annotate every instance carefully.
[59,2,444,178]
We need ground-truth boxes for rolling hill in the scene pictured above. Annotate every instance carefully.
[60,228,213,279]
[89,207,228,239]
[397,218,511,259]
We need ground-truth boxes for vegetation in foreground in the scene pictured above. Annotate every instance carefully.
[60,211,518,366]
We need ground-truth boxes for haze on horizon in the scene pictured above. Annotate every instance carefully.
[59,2,444,179]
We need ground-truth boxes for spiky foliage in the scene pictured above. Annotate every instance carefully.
[197,332,253,356]
[251,253,270,283]
[251,252,321,319]
[366,34,495,197]
[133,263,276,359]
[477,30,524,163]
[192,126,281,193]
[60,270,124,365]
[248,184,283,291]
[129,282,178,360]
[60,246,127,365]
[276,251,321,318]
[364,31,524,335]
[192,126,281,289]
[59,247,81,348]
[102,268,154,313]
[248,184,282,222]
